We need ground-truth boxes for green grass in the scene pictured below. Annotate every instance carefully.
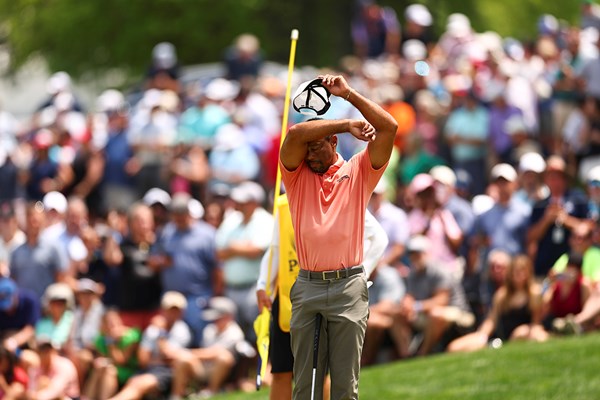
[212,333,600,400]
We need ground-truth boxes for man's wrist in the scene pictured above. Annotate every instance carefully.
[344,89,353,101]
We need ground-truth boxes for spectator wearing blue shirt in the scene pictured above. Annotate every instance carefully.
[10,203,69,300]
[101,102,137,212]
[151,193,220,345]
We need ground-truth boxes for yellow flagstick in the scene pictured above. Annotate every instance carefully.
[254,28,299,390]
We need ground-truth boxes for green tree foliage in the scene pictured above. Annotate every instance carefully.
[0,0,581,79]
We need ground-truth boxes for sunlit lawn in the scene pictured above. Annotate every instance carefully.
[209,333,600,400]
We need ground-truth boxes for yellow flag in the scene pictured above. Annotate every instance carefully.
[254,307,270,387]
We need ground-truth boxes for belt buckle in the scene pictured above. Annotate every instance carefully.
[322,270,341,281]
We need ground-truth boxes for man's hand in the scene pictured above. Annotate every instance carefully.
[256,289,272,312]
[348,120,376,142]
[319,74,351,98]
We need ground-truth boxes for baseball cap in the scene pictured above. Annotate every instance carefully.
[587,165,600,183]
[143,188,171,207]
[430,165,457,188]
[161,291,188,310]
[201,296,237,321]
[472,194,495,216]
[490,163,518,182]
[36,334,59,350]
[188,198,205,219]
[292,78,331,116]
[76,278,101,294]
[204,78,240,102]
[213,123,245,151]
[0,278,17,311]
[230,181,265,204]
[446,13,471,38]
[43,283,74,308]
[406,235,430,253]
[519,152,546,174]
[408,173,435,195]
[405,4,432,27]
[43,191,68,214]
[152,42,177,69]
[402,39,427,61]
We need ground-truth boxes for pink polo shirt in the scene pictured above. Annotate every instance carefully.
[280,149,386,271]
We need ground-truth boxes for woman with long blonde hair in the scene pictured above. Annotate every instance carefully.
[447,255,548,353]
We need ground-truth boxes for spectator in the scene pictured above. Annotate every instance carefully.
[351,0,400,59]
[35,283,75,351]
[447,255,548,353]
[100,94,137,212]
[514,152,548,206]
[40,190,68,243]
[470,164,530,259]
[216,181,273,339]
[142,187,172,237]
[543,252,591,330]
[579,35,600,98]
[24,128,74,201]
[224,33,263,81]
[550,223,600,283]
[10,203,69,299]
[26,336,80,400]
[402,4,434,49]
[0,204,25,278]
[108,291,192,400]
[178,78,235,150]
[103,203,162,330]
[0,278,40,353]
[0,346,28,400]
[444,91,490,195]
[69,278,105,387]
[53,196,90,278]
[480,250,512,314]
[392,235,474,357]
[146,42,180,92]
[152,193,220,344]
[83,309,141,400]
[208,124,261,192]
[407,173,463,277]
[172,296,248,399]
[488,85,524,163]
[586,164,600,222]
[526,156,588,277]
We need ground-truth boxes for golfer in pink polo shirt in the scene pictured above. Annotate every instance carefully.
[280,74,398,400]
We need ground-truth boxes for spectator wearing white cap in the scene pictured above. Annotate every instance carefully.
[10,203,69,300]
[146,42,180,92]
[224,33,263,81]
[216,181,273,340]
[407,173,464,278]
[470,164,531,272]
[585,165,600,222]
[150,193,219,345]
[402,3,434,49]
[143,187,172,237]
[514,152,549,206]
[35,283,75,351]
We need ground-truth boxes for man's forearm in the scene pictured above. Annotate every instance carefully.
[346,89,397,136]
[286,119,350,144]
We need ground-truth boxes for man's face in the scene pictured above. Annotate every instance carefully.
[305,137,337,174]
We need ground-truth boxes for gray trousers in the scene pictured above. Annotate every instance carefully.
[290,273,369,400]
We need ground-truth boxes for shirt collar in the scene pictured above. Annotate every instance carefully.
[323,153,343,177]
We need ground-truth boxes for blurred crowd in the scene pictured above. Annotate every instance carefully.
[2,0,600,399]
